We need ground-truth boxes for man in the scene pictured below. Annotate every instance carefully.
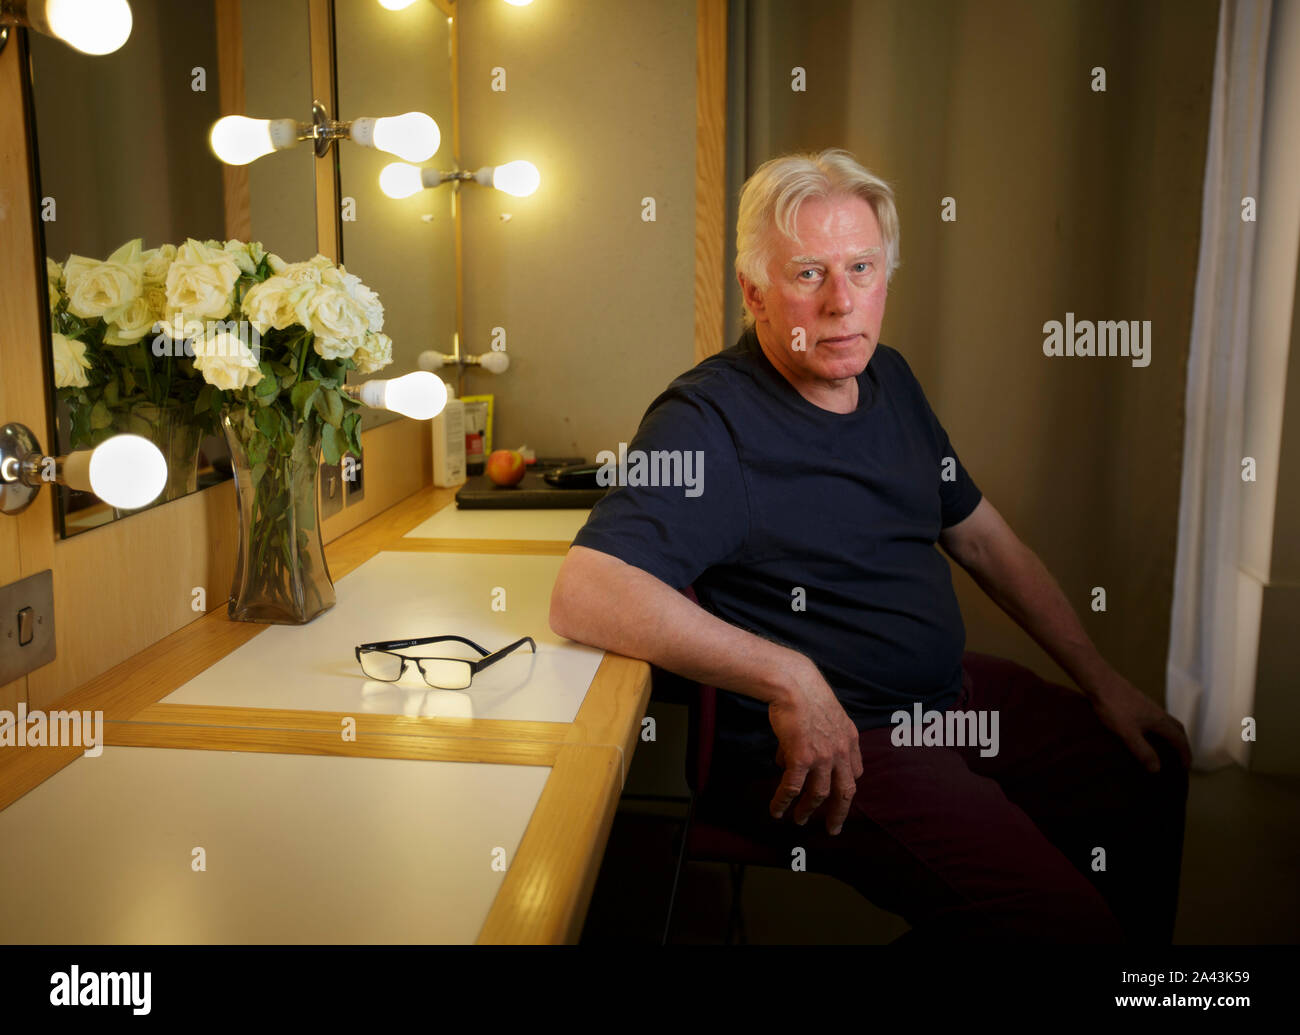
[549,148,1190,942]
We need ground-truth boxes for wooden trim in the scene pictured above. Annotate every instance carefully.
[122,703,569,747]
[693,0,728,363]
[477,743,623,944]
[309,0,340,261]
[563,653,653,781]
[214,0,252,241]
[391,538,569,556]
[451,0,463,394]
[103,719,559,766]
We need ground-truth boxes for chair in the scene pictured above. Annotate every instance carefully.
[659,586,795,944]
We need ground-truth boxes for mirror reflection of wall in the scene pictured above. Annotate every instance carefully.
[30,0,317,538]
[335,0,458,434]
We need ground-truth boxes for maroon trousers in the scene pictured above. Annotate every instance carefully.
[700,653,1190,943]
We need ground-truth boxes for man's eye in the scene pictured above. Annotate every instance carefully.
[853,262,873,273]
[798,269,821,280]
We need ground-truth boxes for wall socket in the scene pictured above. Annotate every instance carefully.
[319,459,343,520]
[0,569,55,684]
[342,449,364,506]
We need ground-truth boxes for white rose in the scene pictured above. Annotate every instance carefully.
[63,239,145,319]
[353,332,392,375]
[165,238,241,325]
[141,243,176,285]
[103,290,161,345]
[304,286,367,360]
[279,263,324,288]
[222,239,258,276]
[52,332,92,388]
[265,253,287,274]
[323,265,384,333]
[192,326,264,392]
[241,275,314,334]
[47,257,62,313]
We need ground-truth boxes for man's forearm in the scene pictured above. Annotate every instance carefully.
[962,535,1116,700]
[550,545,812,707]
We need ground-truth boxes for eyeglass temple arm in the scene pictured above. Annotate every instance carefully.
[356,634,490,655]
[471,636,537,674]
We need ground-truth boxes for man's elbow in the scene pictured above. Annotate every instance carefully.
[548,555,587,642]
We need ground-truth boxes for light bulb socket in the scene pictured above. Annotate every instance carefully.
[0,422,44,515]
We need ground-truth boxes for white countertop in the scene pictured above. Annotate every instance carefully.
[160,551,604,721]
[0,746,549,943]
[403,506,591,542]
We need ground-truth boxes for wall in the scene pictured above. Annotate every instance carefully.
[456,0,699,459]
[721,0,1219,703]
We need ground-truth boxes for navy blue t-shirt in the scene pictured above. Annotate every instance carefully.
[571,327,983,762]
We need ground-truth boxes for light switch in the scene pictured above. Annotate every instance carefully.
[17,607,33,646]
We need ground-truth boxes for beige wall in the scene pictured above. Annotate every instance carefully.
[456,0,699,457]
[724,0,1220,702]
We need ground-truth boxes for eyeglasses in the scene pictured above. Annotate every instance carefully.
[354,634,536,689]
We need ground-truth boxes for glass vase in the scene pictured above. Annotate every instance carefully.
[109,400,204,518]
[221,405,336,624]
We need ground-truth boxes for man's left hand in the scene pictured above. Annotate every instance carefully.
[1086,672,1192,774]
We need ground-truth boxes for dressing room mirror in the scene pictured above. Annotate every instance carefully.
[335,0,459,433]
[31,0,316,538]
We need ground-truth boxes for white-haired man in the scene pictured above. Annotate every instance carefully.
[550,149,1190,942]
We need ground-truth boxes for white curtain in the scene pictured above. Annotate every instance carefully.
[1167,0,1281,769]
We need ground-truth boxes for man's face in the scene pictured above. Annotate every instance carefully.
[740,194,888,390]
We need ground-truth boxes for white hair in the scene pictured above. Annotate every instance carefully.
[735,148,901,327]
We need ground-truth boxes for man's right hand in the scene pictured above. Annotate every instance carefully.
[767,668,864,836]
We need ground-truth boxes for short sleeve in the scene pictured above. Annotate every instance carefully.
[571,390,750,589]
[887,348,982,529]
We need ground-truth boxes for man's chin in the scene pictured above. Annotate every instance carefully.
[814,341,873,380]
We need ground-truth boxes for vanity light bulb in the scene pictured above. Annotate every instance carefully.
[379,162,424,200]
[43,0,134,55]
[210,116,275,165]
[359,372,447,421]
[503,0,535,6]
[370,113,440,163]
[87,435,166,510]
[492,160,540,198]
[378,0,419,9]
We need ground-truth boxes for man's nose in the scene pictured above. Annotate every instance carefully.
[823,271,855,314]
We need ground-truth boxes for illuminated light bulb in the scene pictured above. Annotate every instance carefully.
[63,435,166,509]
[503,0,535,6]
[490,160,540,197]
[358,372,447,420]
[378,0,419,9]
[42,0,134,55]
[379,162,424,200]
[210,115,298,166]
[352,112,440,163]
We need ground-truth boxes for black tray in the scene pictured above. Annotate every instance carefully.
[454,471,608,510]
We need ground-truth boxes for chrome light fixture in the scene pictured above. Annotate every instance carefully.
[210,101,439,166]
[379,159,541,199]
[0,423,167,515]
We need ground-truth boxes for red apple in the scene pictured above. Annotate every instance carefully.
[486,449,526,486]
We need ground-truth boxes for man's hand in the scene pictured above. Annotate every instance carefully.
[766,668,864,836]
[1086,671,1192,774]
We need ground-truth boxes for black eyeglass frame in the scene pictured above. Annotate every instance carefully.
[353,634,537,688]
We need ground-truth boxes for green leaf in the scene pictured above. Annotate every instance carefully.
[343,411,362,455]
[290,380,319,421]
[89,401,112,430]
[103,381,119,407]
[254,406,280,443]
[314,388,344,428]
[251,463,266,490]
[321,423,345,466]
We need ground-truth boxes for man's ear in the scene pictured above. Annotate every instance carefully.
[738,272,765,319]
